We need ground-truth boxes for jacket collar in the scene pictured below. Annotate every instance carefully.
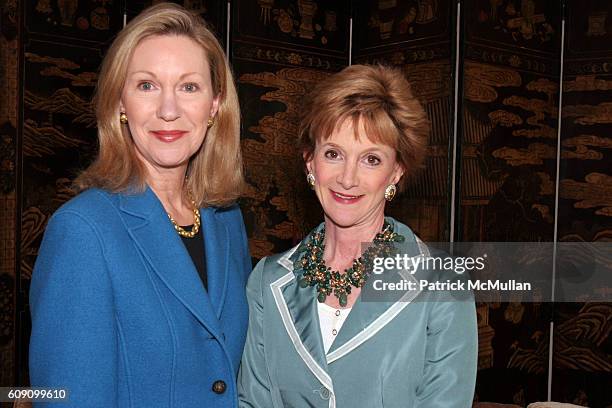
[118,185,220,221]
[118,187,229,337]
[271,246,335,404]
[273,217,425,367]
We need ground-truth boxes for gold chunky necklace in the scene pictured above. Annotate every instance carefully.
[167,190,201,239]
[296,221,404,307]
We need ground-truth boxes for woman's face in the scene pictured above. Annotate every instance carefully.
[120,34,219,176]
[305,118,404,229]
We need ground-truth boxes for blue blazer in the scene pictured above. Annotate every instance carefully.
[29,187,251,407]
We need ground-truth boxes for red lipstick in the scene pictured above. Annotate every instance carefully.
[150,130,188,143]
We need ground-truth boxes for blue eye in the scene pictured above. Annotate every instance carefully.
[138,81,154,91]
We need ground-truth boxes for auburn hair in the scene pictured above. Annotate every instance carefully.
[299,64,429,190]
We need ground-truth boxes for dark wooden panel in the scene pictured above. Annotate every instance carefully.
[235,60,332,259]
[461,0,562,404]
[233,0,349,56]
[25,0,123,44]
[566,0,612,57]
[0,0,19,390]
[461,58,557,408]
[125,1,228,47]
[233,0,349,260]
[551,1,612,405]
[353,0,451,53]
[465,0,561,56]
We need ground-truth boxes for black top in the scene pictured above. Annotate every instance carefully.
[180,225,207,291]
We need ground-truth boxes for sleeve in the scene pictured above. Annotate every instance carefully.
[29,210,118,407]
[414,295,478,408]
[237,258,275,408]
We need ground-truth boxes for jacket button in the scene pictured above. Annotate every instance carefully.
[212,380,226,394]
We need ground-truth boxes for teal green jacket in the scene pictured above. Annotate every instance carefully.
[238,218,477,408]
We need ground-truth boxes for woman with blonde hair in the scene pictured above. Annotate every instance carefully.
[238,64,477,407]
[29,4,250,407]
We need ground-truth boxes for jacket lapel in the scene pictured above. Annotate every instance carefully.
[274,246,329,371]
[119,187,222,338]
[272,246,335,398]
[325,220,427,363]
[200,208,230,318]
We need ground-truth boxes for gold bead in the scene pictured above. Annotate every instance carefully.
[167,190,200,238]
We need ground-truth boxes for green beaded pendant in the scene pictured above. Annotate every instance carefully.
[296,221,404,306]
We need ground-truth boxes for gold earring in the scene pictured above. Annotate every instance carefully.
[207,117,214,128]
[119,112,128,124]
[306,173,315,189]
[384,184,397,201]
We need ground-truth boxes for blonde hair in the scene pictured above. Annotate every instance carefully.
[76,3,243,207]
[299,64,429,190]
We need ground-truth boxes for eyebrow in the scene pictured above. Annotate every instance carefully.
[127,70,204,80]
[320,142,392,157]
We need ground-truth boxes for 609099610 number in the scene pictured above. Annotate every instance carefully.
[1,387,69,402]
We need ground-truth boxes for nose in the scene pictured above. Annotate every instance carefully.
[157,89,181,121]
[336,160,358,190]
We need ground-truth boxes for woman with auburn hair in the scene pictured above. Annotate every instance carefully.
[238,64,477,407]
[29,4,250,407]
